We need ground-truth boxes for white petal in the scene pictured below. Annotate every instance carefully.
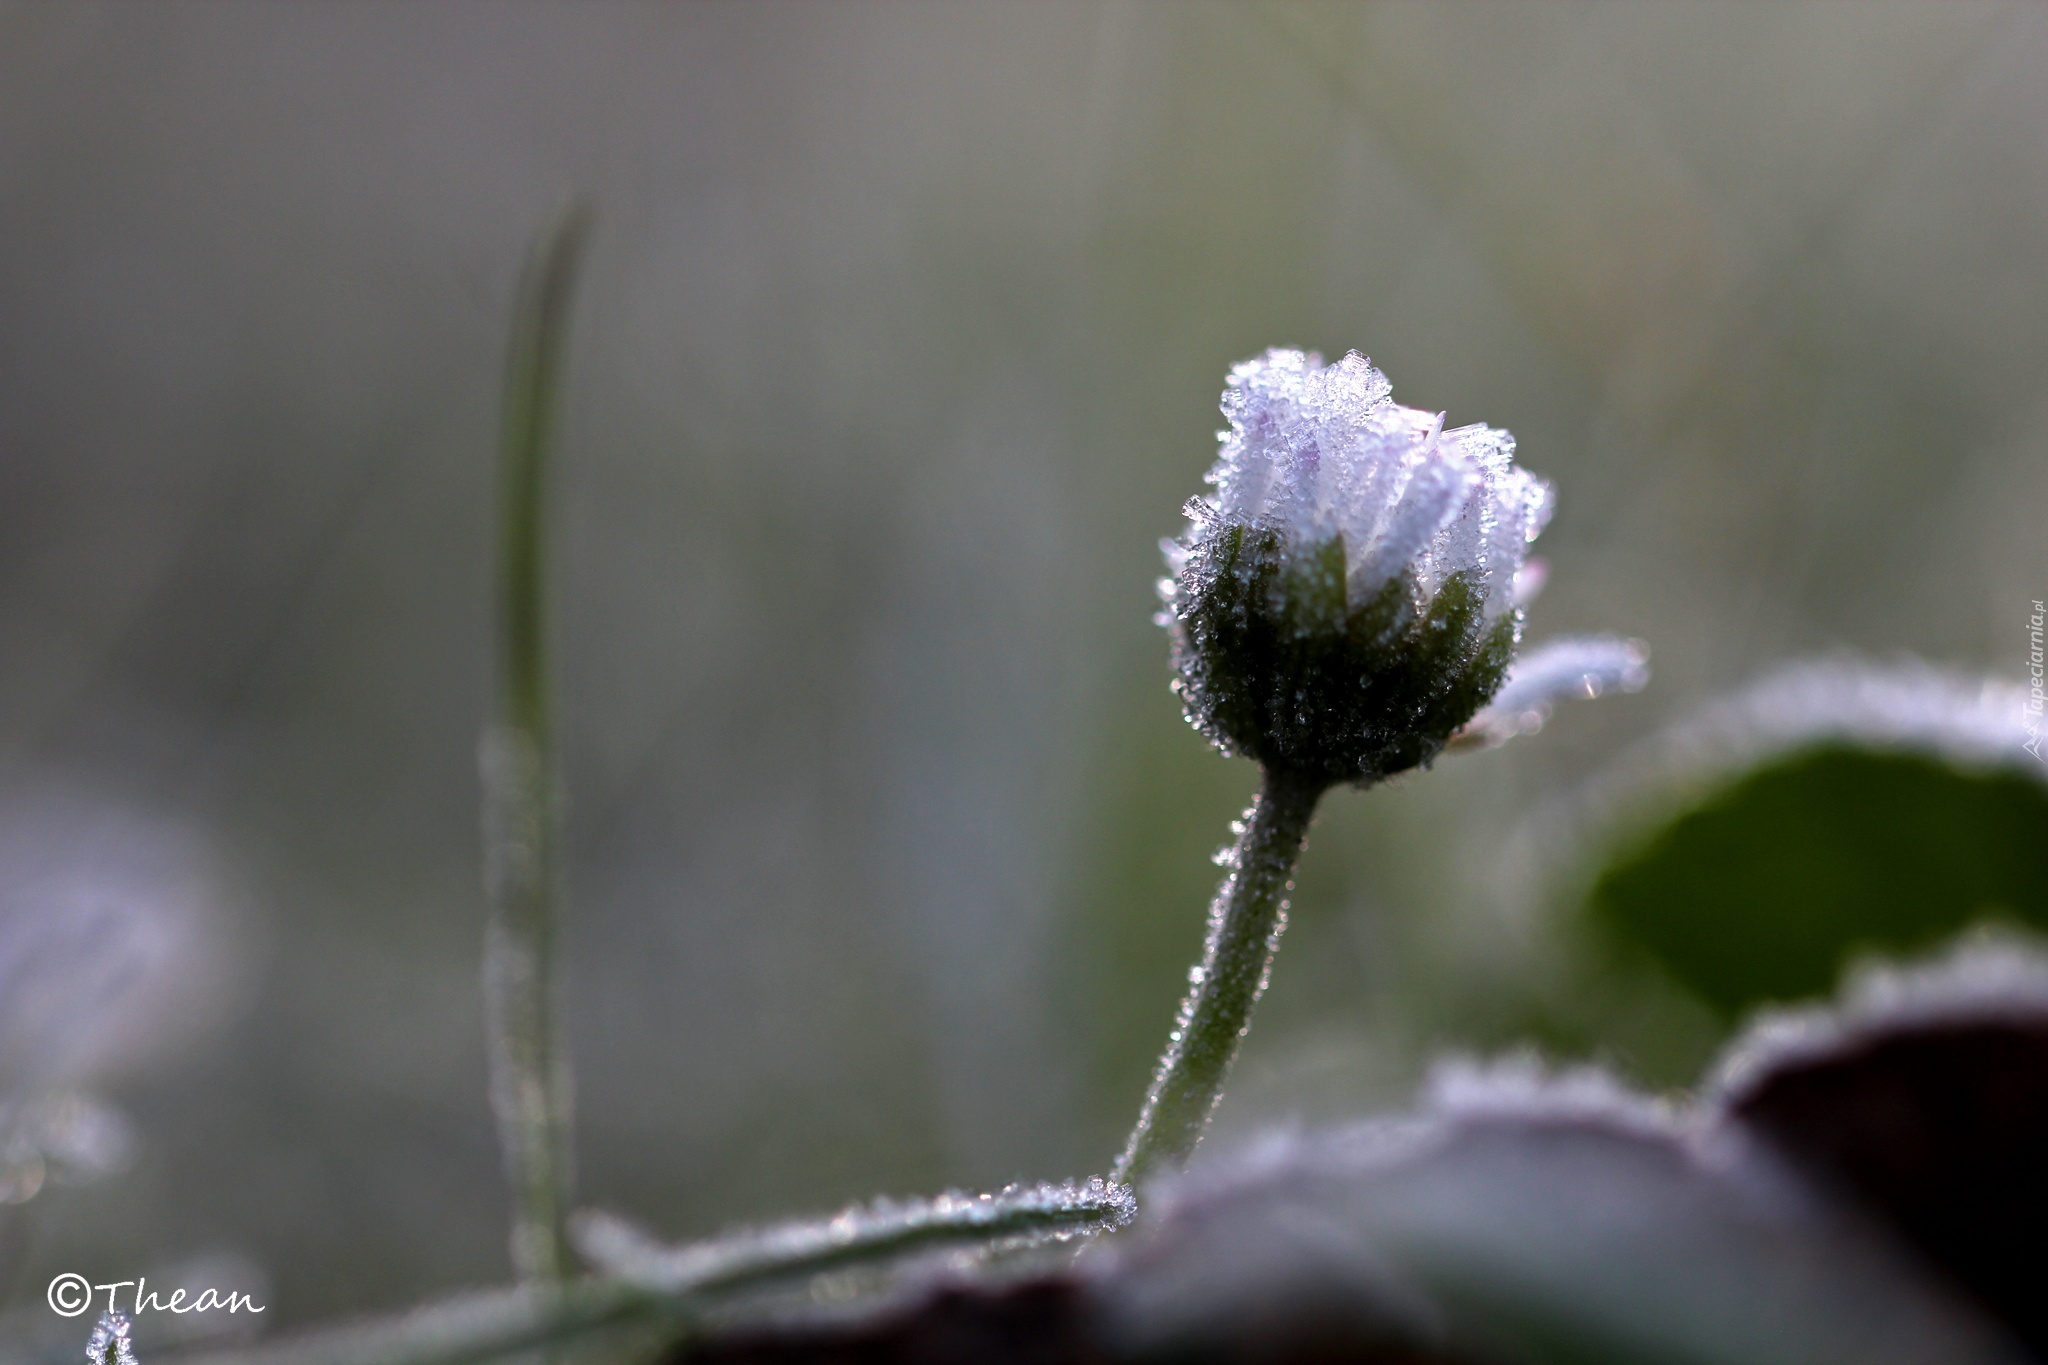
[1351,445,1479,597]
[1192,350,1548,612]
[1454,635,1650,749]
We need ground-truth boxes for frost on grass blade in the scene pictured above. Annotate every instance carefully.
[482,204,591,1285]
[154,1189,1134,1365]
[572,1179,1135,1298]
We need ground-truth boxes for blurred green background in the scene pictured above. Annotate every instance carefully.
[1,0,2045,1336]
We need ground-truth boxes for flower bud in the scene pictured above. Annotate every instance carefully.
[1164,349,1552,785]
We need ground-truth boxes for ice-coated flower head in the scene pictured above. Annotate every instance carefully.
[1165,349,1553,784]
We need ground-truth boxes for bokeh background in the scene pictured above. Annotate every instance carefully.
[2,0,2045,1337]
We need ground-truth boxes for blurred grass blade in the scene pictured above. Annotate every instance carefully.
[170,1280,659,1365]
[482,203,592,1285]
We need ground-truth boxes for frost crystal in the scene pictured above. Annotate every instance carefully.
[1165,349,1554,783]
[1424,1051,1677,1138]
[86,1311,136,1365]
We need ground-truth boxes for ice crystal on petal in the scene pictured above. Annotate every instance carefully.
[86,1312,136,1365]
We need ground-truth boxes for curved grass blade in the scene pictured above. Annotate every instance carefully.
[482,202,593,1285]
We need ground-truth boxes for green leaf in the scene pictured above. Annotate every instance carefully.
[1574,661,2048,1018]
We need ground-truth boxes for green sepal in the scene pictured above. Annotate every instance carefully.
[1170,523,1516,786]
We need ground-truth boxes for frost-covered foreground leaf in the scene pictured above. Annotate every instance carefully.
[1709,936,2048,1358]
[1545,659,2048,1015]
[138,1183,1131,1365]
[1094,1103,2009,1365]
[136,946,2048,1365]
[681,1102,2018,1364]
[674,941,2048,1365]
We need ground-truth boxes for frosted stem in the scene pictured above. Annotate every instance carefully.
[575,1178,1134,1297]
[1114,765,1326,1186]
[170,1186,1135,1365]
[482,205,590,1285]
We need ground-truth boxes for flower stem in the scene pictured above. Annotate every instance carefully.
[575,1179,1134,1298]
[1113,764,1327,1187]
[174,1183,1136,1365]
[482,203,591,1285]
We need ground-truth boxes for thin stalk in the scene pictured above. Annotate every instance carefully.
[173,1185,1136,1365]
[482,204,591,1285]
[575,1179,1135,1297]
[1114,764,1327,1186]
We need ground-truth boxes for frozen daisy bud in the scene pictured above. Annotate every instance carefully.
[1165,349,1553,784]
